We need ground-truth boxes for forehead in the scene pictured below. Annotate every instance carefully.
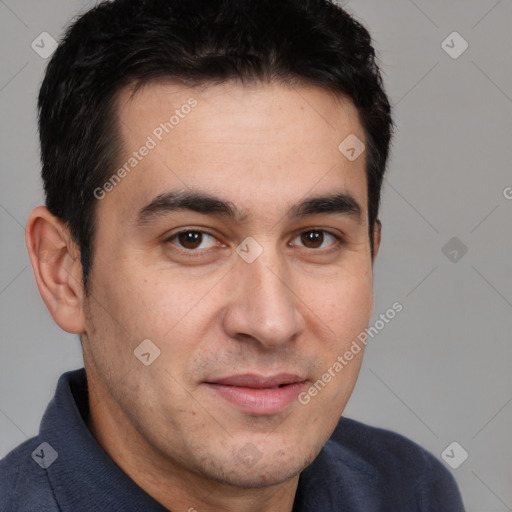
[102,80,368,224]
[116,79,364,153]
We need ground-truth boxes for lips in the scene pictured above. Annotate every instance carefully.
[204,373,307,415]
[209,374,305,389]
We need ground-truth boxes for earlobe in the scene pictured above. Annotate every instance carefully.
[25,206,86,334]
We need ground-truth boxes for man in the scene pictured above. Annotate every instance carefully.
[0,0,465,510]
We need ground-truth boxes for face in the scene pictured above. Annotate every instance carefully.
[82,80,378,488]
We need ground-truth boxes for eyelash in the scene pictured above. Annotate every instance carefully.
[163,228,345,255]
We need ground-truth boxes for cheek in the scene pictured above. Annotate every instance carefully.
[298,271,372,430]
[88,257,223,364]
[90,256,177,334]
[305,263,374,343]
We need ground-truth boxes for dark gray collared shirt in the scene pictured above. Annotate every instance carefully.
[0,369,465,511]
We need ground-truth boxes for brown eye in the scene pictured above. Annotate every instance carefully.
[293,230,340,250]
[300,231,324,248]
[168,230,218,250]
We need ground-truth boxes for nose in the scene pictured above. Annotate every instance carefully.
[222,246,306,349]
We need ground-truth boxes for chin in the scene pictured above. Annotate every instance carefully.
[202,442,322,489]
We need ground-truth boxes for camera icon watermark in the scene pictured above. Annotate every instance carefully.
[441,441,468,469]
[31,32,58,60]
[31,441,58,469]
[503,187,512,200]
[236,237,263,264]
[134,338,161,366]
[442,236,468,263]
[235,442,262,468]
[338,134,365,162]
[441,32,469,59]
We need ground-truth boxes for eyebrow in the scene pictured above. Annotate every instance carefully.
[289,192,362,222]
[136,189,363,226]
[136,190,248,225]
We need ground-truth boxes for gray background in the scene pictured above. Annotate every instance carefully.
[1,1,511,510]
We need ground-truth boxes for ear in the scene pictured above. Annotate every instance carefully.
[371,219,382,264]
[25,206,86,334]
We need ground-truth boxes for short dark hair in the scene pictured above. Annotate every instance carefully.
[38,0,394,292]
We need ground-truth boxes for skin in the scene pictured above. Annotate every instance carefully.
[26,80,381,512]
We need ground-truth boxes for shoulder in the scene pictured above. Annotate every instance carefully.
[330,416,438,470]
[325,417,466,511]
[0,436,60,511]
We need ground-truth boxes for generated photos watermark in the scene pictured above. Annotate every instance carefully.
[298,301,403,405]
[93,97,198,200]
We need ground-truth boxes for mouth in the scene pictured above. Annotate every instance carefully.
[204,374,307,415]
